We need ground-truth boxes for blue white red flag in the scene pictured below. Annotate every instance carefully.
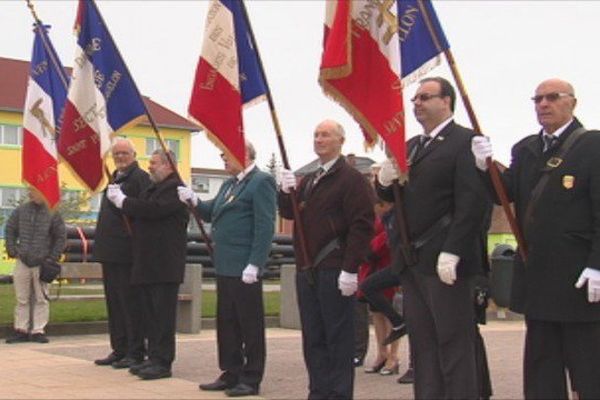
[320,0,407,175]
[22,24,69,209]
[398,0,450,86]
[188,0,267,169]
[58,0,146,192]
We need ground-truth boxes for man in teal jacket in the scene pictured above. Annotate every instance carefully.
[178,142,276,397]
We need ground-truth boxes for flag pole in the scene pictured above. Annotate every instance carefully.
[88,0,214,256]
[239,0,313,274]
[418,1,527,261]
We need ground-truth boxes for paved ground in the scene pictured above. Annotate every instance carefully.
[0,321,526,399]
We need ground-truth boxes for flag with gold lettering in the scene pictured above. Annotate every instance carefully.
[22,24,68,209]
[58,0,146,192]
[319,0,407,175]
[188,0,267,170]
[398,0,450,86]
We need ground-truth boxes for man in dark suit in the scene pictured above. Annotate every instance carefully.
[93,138,151,369]
[178,142,276,397]
[279,120,374,399]
[107,149,189,380]
[472,78,600,399]
[376,77,488,399]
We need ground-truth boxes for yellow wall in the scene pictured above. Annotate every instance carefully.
[0,110,192,192]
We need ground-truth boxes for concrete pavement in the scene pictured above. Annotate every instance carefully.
[0,321,526,399]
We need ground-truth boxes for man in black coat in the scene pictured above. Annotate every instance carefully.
[377,77,489,399]
[472,78,600,399]
[93,138,151,369]
[107,149,189,380]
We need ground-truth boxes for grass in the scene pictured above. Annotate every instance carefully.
[0,284,280,325]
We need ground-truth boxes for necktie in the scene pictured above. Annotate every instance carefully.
[410,135,433,162]
[543,135,558,152]
[306,167,325,196]
[223,178,239,201]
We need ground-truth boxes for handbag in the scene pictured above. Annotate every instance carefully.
[39,259,61,284]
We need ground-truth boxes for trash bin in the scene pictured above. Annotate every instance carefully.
[489,244,516,308]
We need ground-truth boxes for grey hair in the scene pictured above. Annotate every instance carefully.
[246,141,256,161]
[152,148,177,164]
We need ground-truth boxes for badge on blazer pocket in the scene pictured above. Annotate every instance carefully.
[562,175,575,189]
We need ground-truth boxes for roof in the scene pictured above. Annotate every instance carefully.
[0,56,198,131]
[295,155,375,176]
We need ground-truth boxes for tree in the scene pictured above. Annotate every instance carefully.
[266,152,279,178]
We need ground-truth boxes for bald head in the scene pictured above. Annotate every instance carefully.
[111,138,137,171]
[314,119,345,163]
[534,78,577,133]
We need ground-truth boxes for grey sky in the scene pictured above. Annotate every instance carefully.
[4,0,600,173]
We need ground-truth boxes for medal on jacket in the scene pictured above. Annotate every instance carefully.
[562,175,575,189]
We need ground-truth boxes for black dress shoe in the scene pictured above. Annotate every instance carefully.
[112,357,141,369]
[94,353,124,366]
[137,365,172,380]
[199,378,237,391]
[129,360,152,375]
[5,331,29,344]
[397,367,414,384]
[352,357,364,367]
[225,383,259,397]
[382,323,407,345]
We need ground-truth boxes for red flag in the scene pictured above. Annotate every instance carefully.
[319,0,407,175]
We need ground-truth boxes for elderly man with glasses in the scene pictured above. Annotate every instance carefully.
[473,78,600,399]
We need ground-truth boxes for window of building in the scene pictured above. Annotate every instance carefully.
[89,193,102,212]
[192,176,210,193]
[0,124,23,146]
[145,138,180,161]
[0,187,26,209]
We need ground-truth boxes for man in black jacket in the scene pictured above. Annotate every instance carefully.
[377,77,489,399]
[93,138,151,368]
[107,149,189,380]
[472,78,600,399]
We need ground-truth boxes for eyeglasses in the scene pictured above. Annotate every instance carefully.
[410,93,443,103]
[531,92,574,104]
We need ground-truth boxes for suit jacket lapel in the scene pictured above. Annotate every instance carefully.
[411,123,453,166]
[212,167,258,222]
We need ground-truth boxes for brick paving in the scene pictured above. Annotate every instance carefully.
[0,321,525,399]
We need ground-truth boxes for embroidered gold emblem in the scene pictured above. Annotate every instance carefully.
[563,175,574,189]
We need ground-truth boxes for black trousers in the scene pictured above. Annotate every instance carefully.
[359,266,403,327]
[524,319,600,399]
[296,269,355,400]
[401,268,478,399]
[354,301,369,362]
[216,276,265,388]
[140,283,179,368]
[101,262,145,360]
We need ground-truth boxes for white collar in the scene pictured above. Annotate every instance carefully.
[542,118,573,138]
[318,157,339,173]
[236,163,256,181]
[425,117,453,139]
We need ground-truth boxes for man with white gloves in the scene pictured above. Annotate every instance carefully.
[472,78,600,399]
[278,120,374,400]
[377,77,490,399]
[178,142,275,397]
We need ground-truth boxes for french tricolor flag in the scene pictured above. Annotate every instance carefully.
[188,0,266,170]
[58,0,146,192]
[22,24,68,209]
[319,0,407,175]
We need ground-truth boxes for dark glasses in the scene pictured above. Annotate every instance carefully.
[410,93,443,103]
[531,92,574,104]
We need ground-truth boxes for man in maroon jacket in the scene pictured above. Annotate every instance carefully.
[279,119,374,399]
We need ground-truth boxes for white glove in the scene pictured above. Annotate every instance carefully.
[436,252,460,285]
[278,168,297,194]
[377,158,399,187]
[242,264,259,284]
[471,136,493,171]
[575,267,600,302]
[107,184,126,209]
[338,270,358,296]
[177,185,198,206]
